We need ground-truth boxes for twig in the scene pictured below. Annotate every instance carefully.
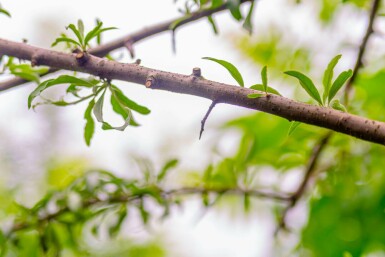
[344,0,381,104]
[199,100,217,139]
[0,0,254,92]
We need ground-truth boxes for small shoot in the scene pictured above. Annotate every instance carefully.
[248,66,281,99]
[202,57,244,87]
[52,19,117,52]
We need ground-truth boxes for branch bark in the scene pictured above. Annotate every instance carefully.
[0,0,253,91]
[1,38,385,145]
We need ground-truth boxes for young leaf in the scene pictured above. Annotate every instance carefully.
[285,71,322,105]
[0,6,11,17]
[330,99,347,112]
[242,0,255,34]
[207,15,218,34]
[93,91,106,122]
[28,75,96,108]
[202,57,244,87]
[247,93,264,99]
[66,23,83,46]
[84,100,95,146]
[111,86,151,115]
[261,66,268,93]
[84,21,117,47]
[288,121,301,136]
[250,84,282,96]
[322,54,341,103]
[328,69,353,103]
[77,19,85,42]
[51,37,82,48]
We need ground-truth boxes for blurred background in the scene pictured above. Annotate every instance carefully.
[1,0,385,256]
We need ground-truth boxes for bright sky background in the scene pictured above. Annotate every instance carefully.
[0,0,366,256]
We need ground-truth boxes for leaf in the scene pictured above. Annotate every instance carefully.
[93,91,105,122]
[77,19,85,42]
[330,99,347,112]
[207,15,218,34]
[322,54,341,103]
[157,159,179,182]
[242,1,255,34]
[84,100,95,146]
[51,37,82,48]
[250,84,282,96]
[111,86,150,115]
[285,70,322,105]
[211,0,223,8]
[288,121,301,135]
[203,57,244,87]
[247,93,264,99]
[244,193,251,212]
[0,7,11,17]
[28,75,95,108]
[227,0,243,21]
[84,21,103,45]
[66,23,83,46]
[328,69,353,103]
[261,66,268,92]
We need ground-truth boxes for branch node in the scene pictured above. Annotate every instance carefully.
[145,75,157,88]
[124,40,135,59]
[75,51,89,65]
[199,100,217,140]
[192,67,202,77]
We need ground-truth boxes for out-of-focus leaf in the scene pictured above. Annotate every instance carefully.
[288,121,301,135]
[157,159,179,182]
[285,70,322,105]
[0,5,11,17]
[93,91,105,122]
[203,57,244,87]
[247,93,264,99]
[328,69,353,103]
[261,65,268,92]
[207,15,219,34]
[84,100,95,146]
[227,0,243,21]
[242,1,255,34]
[51,37,81,48]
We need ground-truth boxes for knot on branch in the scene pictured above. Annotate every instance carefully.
[75,51,89,65]
[145,75,157,88]
[192,67,201,77]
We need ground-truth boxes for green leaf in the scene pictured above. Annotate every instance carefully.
[322,54,341,103]
[84,21,117,47]
[330,99,347,112]
[77,19,85,42]
[93,91,105,122]
[0,7,11,17]
[11,71,40,83]
[328,69,353,103]
[288,121,301,135]
[203,57,244,87]
[285,70,322,105]
[227,0,243,21]
[242,1,255,34]
[261,66,268,92]
[84,100,95,146]
[157,159,179,182]
[28,75,95,108]
[51,37,82,48]
[211,0,223,8]
[66,23,83,46]
[244,193,251,212]
[207,15,218,34]
[250,84,282,96]
[111,86,151,115]
[247,93,264,99]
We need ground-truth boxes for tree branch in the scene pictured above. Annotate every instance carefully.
[0,0,253,91]
[1,38,385,145]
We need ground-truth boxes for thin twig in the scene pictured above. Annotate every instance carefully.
[199,100,217,139]
[344,0,381,104]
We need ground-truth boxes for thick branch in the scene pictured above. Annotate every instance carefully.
[0,0,253,91]
[1,38,385,145]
